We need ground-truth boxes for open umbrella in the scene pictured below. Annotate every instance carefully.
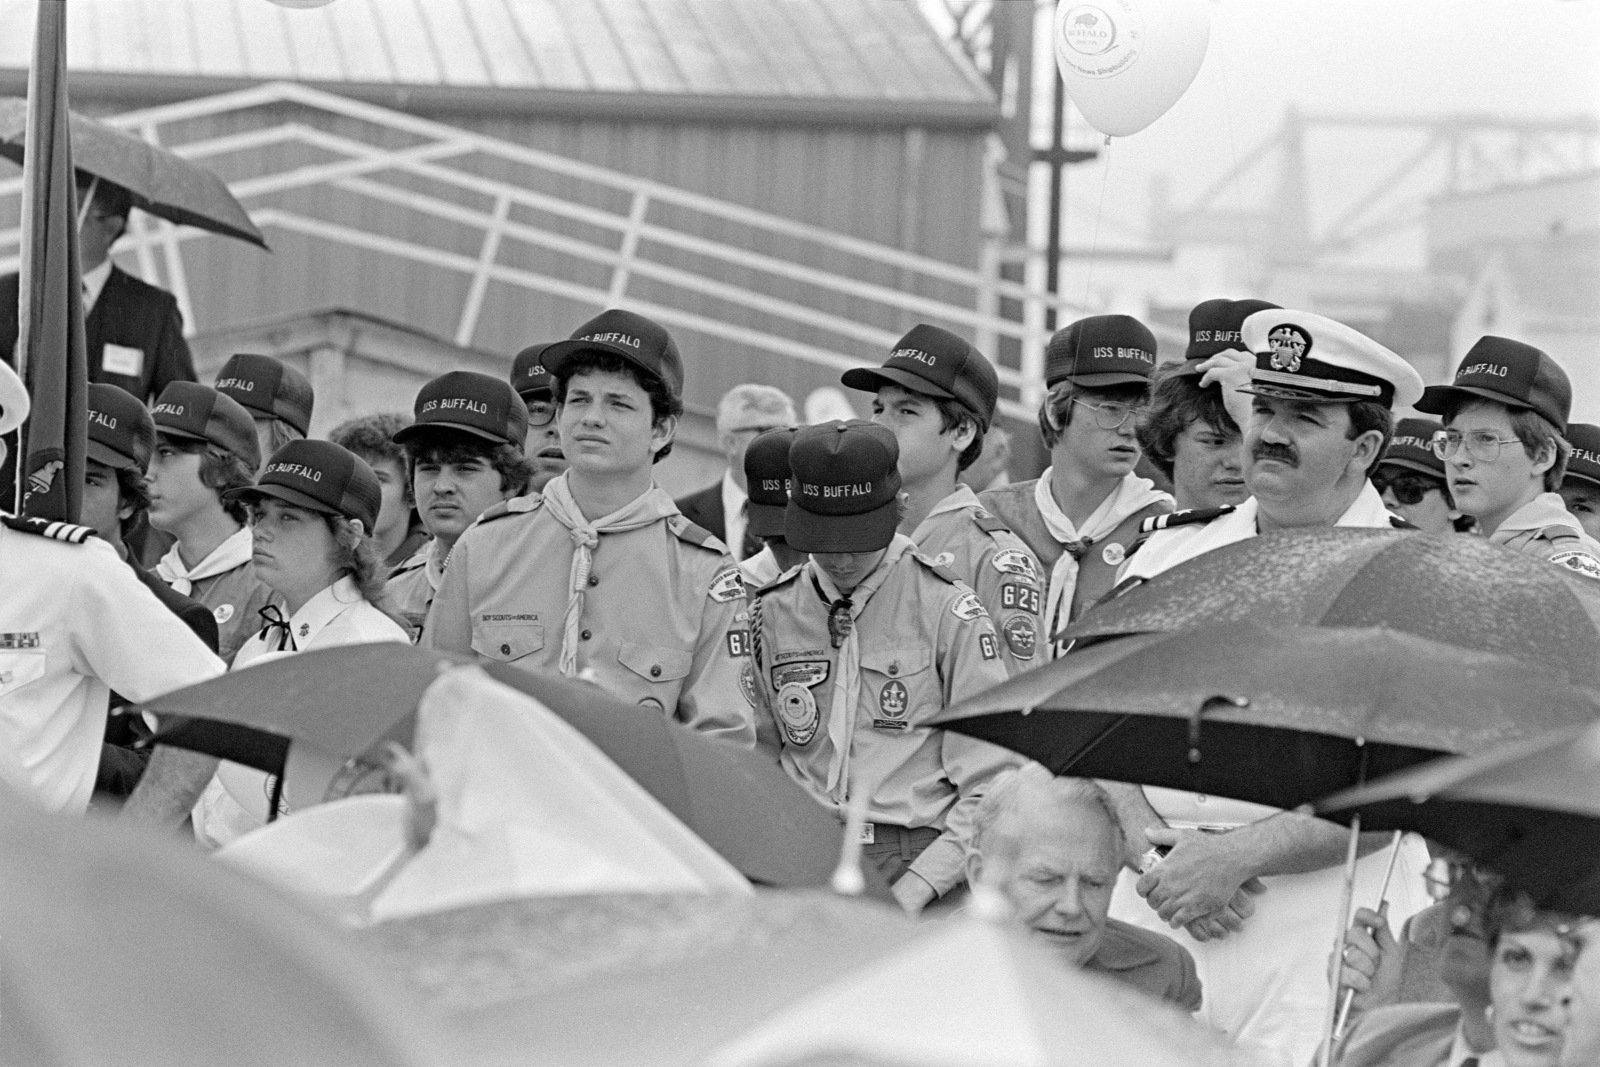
[1066,528,1600,684]
[0,97,268,249]
[1317,720,1600,914]
[933,623,1600,809]
[147,643,890,900]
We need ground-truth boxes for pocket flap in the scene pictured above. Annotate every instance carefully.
[617,643,693,682]
[0,650,46,695]
[860,647,931,677]
[471,621,545,663]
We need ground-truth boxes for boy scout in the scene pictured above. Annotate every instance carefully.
[386,372,532,633]
[424,309,753,745]
[213,352,314,469]
[979,315,1172,654]
[146,382,278,664]
[1372,417,1461,535]
[1560,422,1600,541]
[841,324,1043,672]
[1416,336,1600,577]
[509,342,568,492]
[749,420,1016,913]
[738,426,804,589]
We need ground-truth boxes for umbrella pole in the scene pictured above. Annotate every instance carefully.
[1318,812,1361,1067]
[1332,830,1404,1040]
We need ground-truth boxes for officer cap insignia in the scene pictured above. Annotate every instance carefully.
[1267,324,1311,372]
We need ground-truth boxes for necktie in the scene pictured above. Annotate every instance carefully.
[257,605,297,652]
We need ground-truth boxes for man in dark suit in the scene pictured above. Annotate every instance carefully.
[674,383,796,560]
[1,174,197,404]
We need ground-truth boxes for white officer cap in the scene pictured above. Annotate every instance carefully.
[1241,309,1424,410]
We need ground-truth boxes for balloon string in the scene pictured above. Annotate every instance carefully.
[1080,137,1113,311]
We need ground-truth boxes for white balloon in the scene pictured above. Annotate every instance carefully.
[1053,0,1211,138]
[267,0,337,9]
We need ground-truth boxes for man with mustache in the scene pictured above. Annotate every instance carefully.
[1108,308,1435,1066]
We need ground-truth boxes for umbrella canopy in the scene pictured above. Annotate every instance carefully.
[1066,528,1600,684]
[0,791,447,1066]
[1316,721,1600,914]
[147,643,889,900]
[0,96,268,249]
[933,623,1600,810]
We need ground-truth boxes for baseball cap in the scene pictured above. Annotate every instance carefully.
[540,309,684,401]
[1176,298,1281,374]
[1415,336,1572,431]
[391,371,528,448]
[510,342,556,401]
[1564,423,1600,491]
[87,382,157,472]
[785,420,901,554]
[151,382,261,470]
[214,353,315,437]
[225,439,382,534]
[839,324,999,430]
[1378,417,1446,480]
[743,426,799,539]
[1045,315,1159,388]
[0,358,26,436]
[1241,309,1425,409]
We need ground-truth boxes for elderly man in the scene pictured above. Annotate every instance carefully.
[675,383,797,560]
[1109,308,1434,1066]
[966,764,1200,1011]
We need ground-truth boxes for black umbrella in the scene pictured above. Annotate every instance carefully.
[1316,720,1600,914]
[1066,528,1600,684]
[0,97,268,249]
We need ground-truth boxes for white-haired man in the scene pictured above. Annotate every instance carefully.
[676,383,797,560]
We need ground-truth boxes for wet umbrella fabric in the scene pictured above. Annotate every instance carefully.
[145,643,889,899]
[1317,721,1600,914]
[1066,528,1600,684]
[0,96,268,249]
[933,623,1600,810]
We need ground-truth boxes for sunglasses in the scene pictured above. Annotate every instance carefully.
[1374,472,1445,506]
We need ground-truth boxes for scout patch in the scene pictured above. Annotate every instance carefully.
[1101,542,1126,566]
[214,604,235,625]
[950,591,988,621]
[772,660,829,689]
[991,548,1038,582]
[708,568,746,603]
[726,629,751,657]
[1550,549,1600,581]
[999,581,1040,615]
[777,682,821,745]
[738,661,757,707]
[979,632,999,661]
[873,679,910,731]
[639,697,665,712]
[1003,615,1038,659]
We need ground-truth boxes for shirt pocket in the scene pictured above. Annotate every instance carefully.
[617,643,693,687]
[860,647,933,730]
[0,650,47,696]
[471,621,545,664]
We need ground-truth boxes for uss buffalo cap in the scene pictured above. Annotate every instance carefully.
[540,308,684,401]
[785,420,901,554]
[1564,423,1600,491]
[1242,308,1424,409]
[1045,315,1159,388]
[87,382,157,472]
[226,439,382,534]
[151,382,261,471]
[392,371,528,448]
[214,353,314,437]
[840,324,999,430]
[1379,417,1447,480]
[1178,298,1281,373]
[1416,336,1572,431]
[510,342,557,401]
[744,426,799,539]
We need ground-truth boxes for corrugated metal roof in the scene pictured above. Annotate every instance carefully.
[0,0,993,109]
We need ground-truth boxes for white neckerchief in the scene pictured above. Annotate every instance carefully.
[155,526,253,596]
[721,470,749,560]
[1034,469,1170,654]
[811,535,912,806]
[81,259,112,315]
[540,473,680,677]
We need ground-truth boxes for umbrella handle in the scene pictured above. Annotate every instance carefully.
[1188,696,1247,765]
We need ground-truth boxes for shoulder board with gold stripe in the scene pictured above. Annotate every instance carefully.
[1139,506,1235,535]
[1,514,96,544]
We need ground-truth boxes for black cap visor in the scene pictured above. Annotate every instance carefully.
[224,482,343,519]
[1415,384,1535,418]
[840,365,956,401]
[784,498,900,555]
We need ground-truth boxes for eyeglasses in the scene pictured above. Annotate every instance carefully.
[1374,472,1445,506]
[1423,856,1504,905]
[525,399,556,428]
[1070,397,1143,430]
[1431,429,1521,463]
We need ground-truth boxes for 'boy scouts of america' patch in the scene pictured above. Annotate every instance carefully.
[874,679,910,730]
[777,682,821,745]
[773,661,829,689]
[950,592,988,621]
[991,549,1038,582]
[708,568,746,603]
[1268,324,1311,373]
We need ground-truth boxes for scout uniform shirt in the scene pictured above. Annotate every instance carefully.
[1488,491,1600,579]
[0,516,224,813]
[423,489,755,747]
[749,534,1018,895]
[910,484,1044,673]
[385,539,440,637]
[154,526,279,665]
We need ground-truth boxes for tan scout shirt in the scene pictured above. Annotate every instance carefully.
[423,496,755,747]
[183,562,279,667]
[385,541,438,638]
[750,538,1019,895]
[911,485,1044,673]
[1489,492,1600,580]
